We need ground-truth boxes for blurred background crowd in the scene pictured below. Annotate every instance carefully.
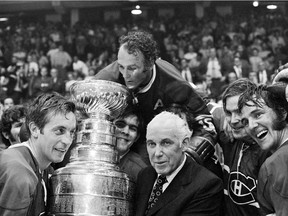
[0,1,288,113]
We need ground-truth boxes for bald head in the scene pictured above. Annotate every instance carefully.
[147,111,192,144]
[146,111,192,175]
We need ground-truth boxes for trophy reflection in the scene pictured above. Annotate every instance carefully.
[48,80,135,216]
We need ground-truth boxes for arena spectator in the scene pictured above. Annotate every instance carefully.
[51,68,65,95]
[180,58,193,83]
[50,43,72,81]
[72,55,89,77]
[249,48,263,72]
[3,97,14,110]
[231,56,251,78]
[31,66,53,97]
[0,105,26,146]
[205,47,223,79]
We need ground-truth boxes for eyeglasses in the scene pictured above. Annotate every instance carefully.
[114,120,138,132]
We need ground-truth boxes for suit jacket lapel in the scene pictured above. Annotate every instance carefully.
[148,157,194,215]
[137,168,157,216]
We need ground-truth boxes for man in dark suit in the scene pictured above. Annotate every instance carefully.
[231,56,251,79]
[135,111,223,216]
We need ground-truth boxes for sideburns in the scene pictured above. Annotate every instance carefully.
[272,115,287,131]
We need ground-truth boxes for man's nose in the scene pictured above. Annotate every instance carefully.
[121,125,129,134]
[154,145,163,157]
[121,68,131,79]
[231,113,241,124]
[247,118,258,130]
[62,132,73,146]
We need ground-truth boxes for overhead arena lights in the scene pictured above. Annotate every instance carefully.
[267,4,277,10]
[131,5,142,15]
[0,17,8,22]
[253,1,259,7]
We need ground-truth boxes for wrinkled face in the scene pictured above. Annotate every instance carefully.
[35,112,76,164]
[117,44,151,90]
[242,99,285,151]
[114,114,139,156]
[9,117,25,144]
[4,98,14,110]
[225,95,248,139]
[146,122,185,176]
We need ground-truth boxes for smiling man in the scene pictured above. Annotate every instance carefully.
[135,111,223,216]
[220,78,270,216]
[237,83,288,216]
[114,106,147,182]
[0,92,77,216]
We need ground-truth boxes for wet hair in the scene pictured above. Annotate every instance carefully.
[25,92,76,136]
[119,30,159,69]
[0,105,26,136]
[238,84,288,130]
[222,78,257,114]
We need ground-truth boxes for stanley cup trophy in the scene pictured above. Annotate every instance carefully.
[48,80,135,216]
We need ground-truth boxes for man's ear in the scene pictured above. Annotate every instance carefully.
[181,137,190,151]
[284,110,288,120]
[280,108,288,121]
[2,132,9,140]
[29,122,39,138]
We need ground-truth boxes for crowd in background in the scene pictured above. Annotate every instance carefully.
[1,6,288,215]
[0,9,288,109]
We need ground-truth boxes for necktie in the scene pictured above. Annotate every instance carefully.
[146,175,167,214]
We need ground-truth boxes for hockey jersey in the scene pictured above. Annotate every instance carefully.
[95,59,217,148]
[209,103,270,216]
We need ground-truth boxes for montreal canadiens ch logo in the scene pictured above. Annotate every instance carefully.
[228,171,257,205]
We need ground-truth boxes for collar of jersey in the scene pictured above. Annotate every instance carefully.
[136,64,156,94]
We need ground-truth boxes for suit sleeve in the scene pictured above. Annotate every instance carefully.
[181,174,223,216]
[181,172,224,216]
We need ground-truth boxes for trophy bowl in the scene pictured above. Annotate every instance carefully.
[48,79,135,215]
[70,79,132,119]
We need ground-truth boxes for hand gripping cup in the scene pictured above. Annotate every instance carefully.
[48,80,135,216]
